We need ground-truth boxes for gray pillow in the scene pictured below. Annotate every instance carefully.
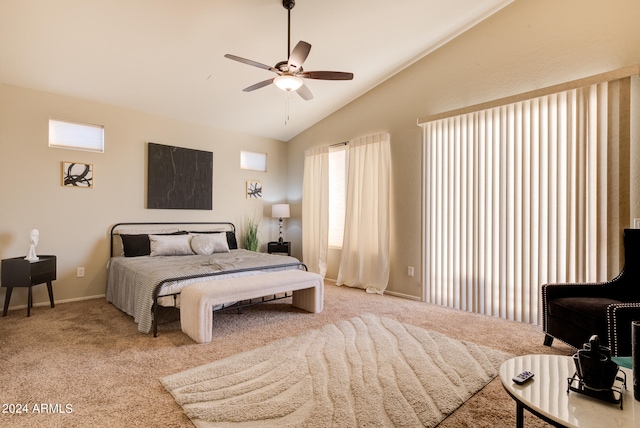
[149,234,194,256]
[190,233,230,255]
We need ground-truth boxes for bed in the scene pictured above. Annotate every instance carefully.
[106,222,307,336]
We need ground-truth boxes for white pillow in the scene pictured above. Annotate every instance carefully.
[149,234,194,256]
[190,233,230,255]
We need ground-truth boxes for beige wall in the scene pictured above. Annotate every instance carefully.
[4,0,640,310]
[287,0,640,299]
[0,84,287,310]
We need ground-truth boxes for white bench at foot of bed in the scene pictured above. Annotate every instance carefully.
[180,269,324,343]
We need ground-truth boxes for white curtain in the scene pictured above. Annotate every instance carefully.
[421,83,616,324]
[302,146,329,277]
[337,133,391,294]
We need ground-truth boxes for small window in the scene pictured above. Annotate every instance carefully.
[240,150,267,172]
[49,118,104,153]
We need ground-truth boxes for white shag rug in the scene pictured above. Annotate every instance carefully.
[161,313,513,427]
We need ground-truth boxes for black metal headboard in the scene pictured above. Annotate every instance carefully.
[109,222,237,257]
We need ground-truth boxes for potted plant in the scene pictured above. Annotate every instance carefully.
[243,216,260,251]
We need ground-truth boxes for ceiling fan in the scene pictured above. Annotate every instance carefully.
[224,0,354,101]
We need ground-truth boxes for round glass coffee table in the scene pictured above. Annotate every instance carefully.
[500,354,638,427]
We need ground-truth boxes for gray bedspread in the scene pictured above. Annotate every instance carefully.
[106,249,300,333]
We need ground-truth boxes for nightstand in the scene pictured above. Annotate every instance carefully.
[2,255,56,317]
[268,241,291,256]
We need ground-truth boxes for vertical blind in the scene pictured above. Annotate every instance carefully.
[420,82,617,324]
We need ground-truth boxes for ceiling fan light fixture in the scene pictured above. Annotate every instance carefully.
[224,0,352,104]
[274,75,303,91]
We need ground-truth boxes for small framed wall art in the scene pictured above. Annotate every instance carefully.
[246,181,262,199]
[62,161,94,188]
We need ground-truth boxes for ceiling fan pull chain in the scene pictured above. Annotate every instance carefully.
[284,92,290,125]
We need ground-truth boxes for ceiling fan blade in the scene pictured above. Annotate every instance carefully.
[224,54,279,73]
[299,71,354,80]
[243,78,275,92]
[288,41,311,71]
[296,83,314,101]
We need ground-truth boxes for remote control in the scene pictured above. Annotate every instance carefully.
[512,371,534,384]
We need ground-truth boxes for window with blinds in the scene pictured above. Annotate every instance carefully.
[240,150,267,172]
[48,118,104,153]
[419,74,632,324]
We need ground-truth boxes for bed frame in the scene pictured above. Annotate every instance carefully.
[109,222,308,337]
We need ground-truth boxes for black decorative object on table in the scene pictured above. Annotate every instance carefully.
[2,255,56,317]
[567,334,626,409]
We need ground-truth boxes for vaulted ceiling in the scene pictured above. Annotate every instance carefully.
[0,0,512,141]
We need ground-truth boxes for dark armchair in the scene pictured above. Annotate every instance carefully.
[542,228,640,356]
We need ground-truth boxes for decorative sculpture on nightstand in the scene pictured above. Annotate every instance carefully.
[25,228,39,262]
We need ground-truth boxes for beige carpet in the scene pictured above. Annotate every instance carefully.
[162,313,513,427]
[0,282,571,427]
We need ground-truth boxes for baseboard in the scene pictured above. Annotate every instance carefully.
[324,277,422,301]
[384,290,421,301]
[3,294,105,312]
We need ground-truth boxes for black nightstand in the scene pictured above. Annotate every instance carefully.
[268,241,291,256]
[2,255,56,317]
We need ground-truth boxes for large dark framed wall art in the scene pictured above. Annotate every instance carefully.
[147,142,213,210]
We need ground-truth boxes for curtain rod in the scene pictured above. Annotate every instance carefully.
[330,141,348,147]
[417,64,640,125]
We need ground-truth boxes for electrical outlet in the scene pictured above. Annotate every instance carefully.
[634,218,640,229]
[407,266,414,277]
[77,267,85,278]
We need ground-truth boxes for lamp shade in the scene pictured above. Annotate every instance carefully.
[274,75,303,92]
[272,204,290,219]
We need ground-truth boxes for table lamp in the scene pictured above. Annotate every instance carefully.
[272,204,290,243]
